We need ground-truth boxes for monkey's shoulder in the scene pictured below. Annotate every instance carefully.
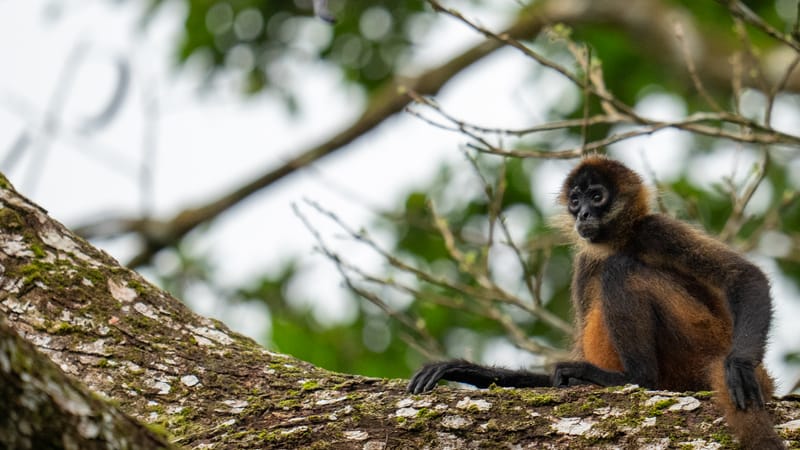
[575,213,700,260]
[625,214,761,283]
[631,214,748,262]
[576,213,754,275]
[632,213,708,243]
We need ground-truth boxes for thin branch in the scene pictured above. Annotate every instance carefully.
[731,16,771,96]
[82,9,555,267]
[674,21,724,113]
[293,203,443,358]
[428,200,470,272]
[719,147,770,242]
[580,45,593,154]
[297,199,568,359]
[427,0,637,119]
[766,54,800,126]
[794,0,800,41]
[719,0,800,53]
[303,199,573,335]
[739,191,800,253]
[485,159,504,272]
[459,153,542,306]
[406,108,622,137]
[76,0,800,268]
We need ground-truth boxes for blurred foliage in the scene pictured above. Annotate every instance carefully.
[141,0,800,383]
[147,0,431,97]
[230,146,800,380]
[230,159,578,378]
[235,263,414,377]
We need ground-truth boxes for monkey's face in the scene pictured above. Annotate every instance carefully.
[565,168,614,242]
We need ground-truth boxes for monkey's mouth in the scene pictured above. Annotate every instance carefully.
[576,222,601,241]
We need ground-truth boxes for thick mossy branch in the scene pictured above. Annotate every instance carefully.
[1,177,800,449]
[0,318,174,450]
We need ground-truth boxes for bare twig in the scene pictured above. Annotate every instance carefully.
[81,9,555,267]
[293,202,444,359]
[302,199,573,335]
[719,0,800,53]
[675,21,724,113]
[794,0,800,41]
[766,54,800,126]
[485,159,505,272]
[732,17,771,95]
[297,199,569,359]
[719,147,770,242]
[739,191,800,253]
[580,45,593,153]
[427,0,637,119]
[73,0,800,270]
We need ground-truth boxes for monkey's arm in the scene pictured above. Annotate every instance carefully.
[722,262,771,409]
[555,253,659,388]
[406,359,551,394]
[638,216,772,409]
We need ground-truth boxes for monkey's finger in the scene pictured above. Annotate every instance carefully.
[421,366,449,393]
[738,367,760,406]
[755,386,766,408]
[551,370,560,387]
[407,366,433,393]
[552,368,568,387]
[731,385,746,410]
[408,364,446,394]
[724,362,746,409]
[742,373,765,409]
[568,377,590,387]
[729,377,747,410]
[407,371,423,393]
[411,369,434,394]
[408,367,434,394]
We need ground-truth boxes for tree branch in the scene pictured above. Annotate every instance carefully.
[77,0,800,268]
[78,9,556,267]
[0,317,175,450]
[1,168,798,448]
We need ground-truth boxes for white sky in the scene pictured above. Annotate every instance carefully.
[1,0,799,393]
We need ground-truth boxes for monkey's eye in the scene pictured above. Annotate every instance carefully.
[569,196,580,209]
[589,189,606,206]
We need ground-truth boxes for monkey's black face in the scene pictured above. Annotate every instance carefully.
[566,168,614,242]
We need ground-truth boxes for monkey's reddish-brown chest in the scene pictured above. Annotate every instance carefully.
[582,306,623,372]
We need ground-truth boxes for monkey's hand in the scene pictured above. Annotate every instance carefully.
[725,355,765,410]
[407,361,461,394]
[552,362,596,387]
[553,361,634,388]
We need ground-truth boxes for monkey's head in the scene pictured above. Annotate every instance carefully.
[559,156,649,244]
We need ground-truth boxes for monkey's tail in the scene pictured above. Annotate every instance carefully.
[709,359,785,450]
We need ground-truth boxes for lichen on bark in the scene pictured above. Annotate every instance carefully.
[0,175,799,449]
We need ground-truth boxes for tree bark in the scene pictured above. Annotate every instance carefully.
[1,176,799,449]
[0,318,174,450]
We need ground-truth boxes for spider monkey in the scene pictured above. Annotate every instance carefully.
[407,155,783,449]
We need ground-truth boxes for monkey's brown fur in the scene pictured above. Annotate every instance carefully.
[409,155,783,449]
[558,155,781,449]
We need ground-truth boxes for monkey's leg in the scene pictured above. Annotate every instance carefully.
[709,360,785,449]
[555,255,660,388]
[407,359,550,394]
